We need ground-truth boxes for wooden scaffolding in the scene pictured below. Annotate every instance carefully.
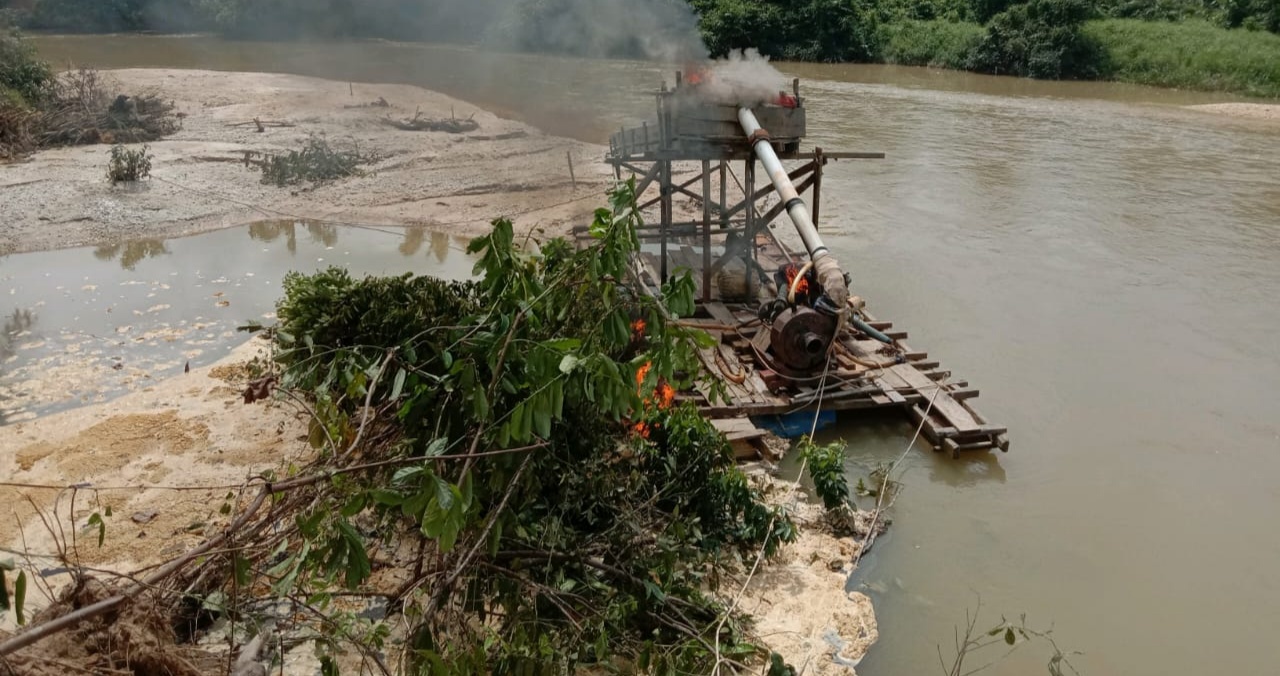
[577,75,1008,459]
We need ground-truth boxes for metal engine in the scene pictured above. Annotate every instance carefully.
[770,306,838,371]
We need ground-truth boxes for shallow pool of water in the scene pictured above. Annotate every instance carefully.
[0,222,474,424]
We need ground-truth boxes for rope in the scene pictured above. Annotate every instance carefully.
[851,383,942,569]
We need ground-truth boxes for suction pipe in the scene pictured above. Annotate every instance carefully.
[738,107,850,310]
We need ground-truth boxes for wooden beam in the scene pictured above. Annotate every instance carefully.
[701,159,712,302]
[721,160,819,218]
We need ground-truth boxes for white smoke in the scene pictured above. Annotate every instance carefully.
[697,49,790,105]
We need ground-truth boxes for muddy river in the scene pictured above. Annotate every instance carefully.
[22,35,1280,675]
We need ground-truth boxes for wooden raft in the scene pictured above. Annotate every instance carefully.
[574,223,1010,459]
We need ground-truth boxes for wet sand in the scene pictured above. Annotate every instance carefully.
[0,69,613,256]
[1,337,879,672]
[1187,102,1280,121]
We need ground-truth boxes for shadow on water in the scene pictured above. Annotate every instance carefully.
[93,239,171,271]
[0,222,475,424]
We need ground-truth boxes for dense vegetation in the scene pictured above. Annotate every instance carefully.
[1,20,179,159]
[0,184,803,672]
[3,0,1279,94]
[245,184,796,670]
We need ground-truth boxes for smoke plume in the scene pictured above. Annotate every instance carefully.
[699,48,790,105]
[485,0,707,62]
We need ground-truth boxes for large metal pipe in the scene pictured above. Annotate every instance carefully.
[738,107,850,309]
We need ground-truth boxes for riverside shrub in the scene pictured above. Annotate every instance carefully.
[969,0,1101,78]
[0,23,52,107]
[880,19,984,68]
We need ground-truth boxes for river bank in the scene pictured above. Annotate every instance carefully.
[1,68,613,256]
[0,337,880,673]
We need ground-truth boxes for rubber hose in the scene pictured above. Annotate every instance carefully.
[850,314,892,344]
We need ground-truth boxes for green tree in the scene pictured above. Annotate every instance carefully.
[0,21,51,107]
[969,0,1101,78]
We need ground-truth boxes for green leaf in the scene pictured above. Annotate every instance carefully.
[558,354,580,374]
[460,471,474,512]
[104,505,113,518]
[641,580,666,603]
[471,388,489,420]
[0,568,8,612]
[14,570,25,626]
[543,338,582,351]
[371,489,405,507]
[201,590,227,613]
[337,521,371,588]
[340,493,367,517]
[87,512,105,548]
[391,368,407,400]
[422,498,446,539]
[550,379,565,418]
[1005,627,1016,645]
[433,476,454,511]
[533,399,552,439]
[392,465,425,484]
[233,555,253,588]
[424,437,449,458]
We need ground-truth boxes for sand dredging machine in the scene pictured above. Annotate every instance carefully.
[583,68,1008,456]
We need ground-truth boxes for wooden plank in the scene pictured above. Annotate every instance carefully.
[875,368,913,391]
[704,302,738,326]
[750,327,771,360]
[891,364,981,433]
[711,417,766,440]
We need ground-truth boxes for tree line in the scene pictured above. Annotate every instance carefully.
[2,0,1278,94]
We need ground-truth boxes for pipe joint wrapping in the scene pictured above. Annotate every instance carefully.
[812,254,850,309]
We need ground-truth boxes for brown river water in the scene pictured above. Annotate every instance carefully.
[26,35,1280,675]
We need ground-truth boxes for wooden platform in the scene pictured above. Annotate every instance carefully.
[574,224,1010,458]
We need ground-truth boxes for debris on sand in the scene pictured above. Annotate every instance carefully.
[37,70,180,147]
[344,96,390,109]
[382,106,479,133]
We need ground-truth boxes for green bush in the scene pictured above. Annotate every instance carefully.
[881,19,984,68]
[969,0,1102,78]
[797,436,850,510]
[693,0,882,61]
[1218,0,1279,33]
[1093,0,1209,21]
[0,24,52,108]
[1086,18,1280,96]
[254,136,373,188]
[106,143,152,183]
[876,0,977,22]
[264,184,795,671]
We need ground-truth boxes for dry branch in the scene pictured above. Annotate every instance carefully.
[381,106,479,133]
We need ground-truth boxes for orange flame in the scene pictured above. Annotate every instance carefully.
[632,361,675,438]
[635,361,652,387]
[785,264,809,298]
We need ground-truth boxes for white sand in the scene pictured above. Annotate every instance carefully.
[0,69,614,255]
